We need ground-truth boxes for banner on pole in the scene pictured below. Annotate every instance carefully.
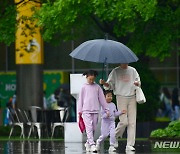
[15,0,43,64]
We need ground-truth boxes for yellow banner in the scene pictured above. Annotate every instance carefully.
[15,0,43,64]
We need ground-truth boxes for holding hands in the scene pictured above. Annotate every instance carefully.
[106,111,110,117]
[121,110,127,114]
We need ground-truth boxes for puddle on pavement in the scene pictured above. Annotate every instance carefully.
[0,140,179,154]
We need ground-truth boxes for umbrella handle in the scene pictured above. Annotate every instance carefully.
[102,63,104,80]
[102,57,107,80]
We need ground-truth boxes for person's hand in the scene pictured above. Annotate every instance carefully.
[99,79,105,85]
[106,111,110,117]
[121,110,126,114]
[134,81,139,86]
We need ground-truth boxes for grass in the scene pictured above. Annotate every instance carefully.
[155,117,171,122]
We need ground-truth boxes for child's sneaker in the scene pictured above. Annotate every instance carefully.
[84,142,91,152]
[108,145,116,152]
[91,144,97,152]
[96,139,100,151]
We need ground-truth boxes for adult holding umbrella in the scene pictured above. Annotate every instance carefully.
[70,38,140,151]
[100,63,140,151]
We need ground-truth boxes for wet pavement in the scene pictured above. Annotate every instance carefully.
[0,140,179,154]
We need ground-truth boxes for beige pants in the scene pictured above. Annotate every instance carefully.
[115,95,136,146]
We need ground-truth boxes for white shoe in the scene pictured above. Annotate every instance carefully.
[91,144,97,152]
[109,145,116,152]
[96,139,100,151]
[126,145,135,151]
[84,142,91,152]
[114,138,118,148]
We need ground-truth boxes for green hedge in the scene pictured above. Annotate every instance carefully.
[150,120,180,138]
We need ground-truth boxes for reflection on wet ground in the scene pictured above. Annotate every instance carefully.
[0,140,179,154]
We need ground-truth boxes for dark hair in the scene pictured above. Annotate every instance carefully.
[6,101,12,108]
[54,89,60,96]
[162,87,171,99]
[172,88,179,110]
[104,90,113,96]
[83,70,98,77]
[172,88,179,102]
[172,88,178,96]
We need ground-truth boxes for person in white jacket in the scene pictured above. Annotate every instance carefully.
[100,64,141,151]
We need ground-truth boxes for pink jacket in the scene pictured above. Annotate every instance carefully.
[78,83,108,113]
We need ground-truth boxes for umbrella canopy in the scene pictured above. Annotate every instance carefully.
[70,39,138,64]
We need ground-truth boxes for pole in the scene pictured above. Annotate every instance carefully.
[14,0,43,109]
[71,40,75,73]
[71,29,75,73]
[102,58,107,80]
[16,65,43,108]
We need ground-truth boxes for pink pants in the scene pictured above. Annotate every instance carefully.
[82,113,98,145]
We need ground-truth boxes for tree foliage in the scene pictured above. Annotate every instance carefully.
[0,0,16,45]
[0,0,179,60]
[35,0,179,60]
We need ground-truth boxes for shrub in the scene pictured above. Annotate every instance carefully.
[150,120,180,138]
[150,129,167,138]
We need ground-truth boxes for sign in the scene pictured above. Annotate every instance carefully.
[0,71,69,108]
[0,72,16,108]
[15,0,43,64]
[154,141,180,149]
[70,74,86,95]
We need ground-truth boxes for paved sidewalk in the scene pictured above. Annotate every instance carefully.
[0,140,179,154]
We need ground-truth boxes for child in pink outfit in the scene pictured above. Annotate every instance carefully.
[96,90,126,152]
[78,70,109,152]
